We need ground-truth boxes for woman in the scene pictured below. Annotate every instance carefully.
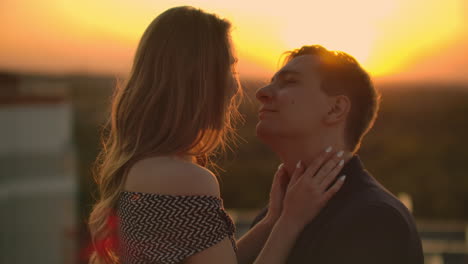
[87,6,346,264]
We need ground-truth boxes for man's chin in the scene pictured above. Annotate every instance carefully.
[255,121,279,141]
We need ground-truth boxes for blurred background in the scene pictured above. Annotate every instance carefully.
[1,0,467,263]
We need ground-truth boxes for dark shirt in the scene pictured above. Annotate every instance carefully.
[250,156,424,264]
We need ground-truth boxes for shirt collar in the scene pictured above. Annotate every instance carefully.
[332,155,369,197]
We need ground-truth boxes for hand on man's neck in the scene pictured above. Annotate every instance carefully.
[271,132,352,177]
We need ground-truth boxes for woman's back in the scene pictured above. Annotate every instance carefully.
[87,6,241,263]
[118,156,237,264]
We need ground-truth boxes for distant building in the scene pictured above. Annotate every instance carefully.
[0,72,78,264]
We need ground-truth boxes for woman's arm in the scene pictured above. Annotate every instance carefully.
[185,210,277,264]
[236,164,288,264]
[235,217,275,264]
[253,216,302,263]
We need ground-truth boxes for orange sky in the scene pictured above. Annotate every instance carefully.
[1,0,467,82]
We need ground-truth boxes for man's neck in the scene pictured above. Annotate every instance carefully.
[266,133,349,177]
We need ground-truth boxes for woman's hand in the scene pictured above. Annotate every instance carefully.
[263,163,290,227]
[280,147,347,230]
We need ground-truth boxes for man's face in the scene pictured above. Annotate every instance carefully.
[255,55,331,140]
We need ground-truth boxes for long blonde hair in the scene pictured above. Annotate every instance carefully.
[87,6,241,263]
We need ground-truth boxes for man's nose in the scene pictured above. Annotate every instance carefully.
[256,84,273,103]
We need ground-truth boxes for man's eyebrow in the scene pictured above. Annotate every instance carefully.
[271,69,301,82]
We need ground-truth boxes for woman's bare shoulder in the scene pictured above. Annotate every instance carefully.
[124,156,220,197]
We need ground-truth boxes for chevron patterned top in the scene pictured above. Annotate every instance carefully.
[116,191,237,264]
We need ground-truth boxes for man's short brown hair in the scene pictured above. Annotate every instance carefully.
[283,45,380,152]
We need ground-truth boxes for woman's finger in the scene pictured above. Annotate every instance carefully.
[302,146,334,178]
[272,163,285,186]
[288,160,305,189]
[319,157,347,191]
[314,150,345,185]
[266,163,289,222]
[323,175,346,201]
[276,164,291,193]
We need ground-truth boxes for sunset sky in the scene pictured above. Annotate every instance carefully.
[1,0,467,83]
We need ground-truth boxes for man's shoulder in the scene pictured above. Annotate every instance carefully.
[355,174,416,223]
[331,194,420,244]
[344,183,416,227]
[346,201,409,224]
[314,201,424,264]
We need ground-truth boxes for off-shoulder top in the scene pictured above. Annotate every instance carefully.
[116,191,237,264]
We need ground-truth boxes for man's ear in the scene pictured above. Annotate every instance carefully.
[324,95,350,125]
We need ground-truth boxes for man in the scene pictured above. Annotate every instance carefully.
[251,45,424,263]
